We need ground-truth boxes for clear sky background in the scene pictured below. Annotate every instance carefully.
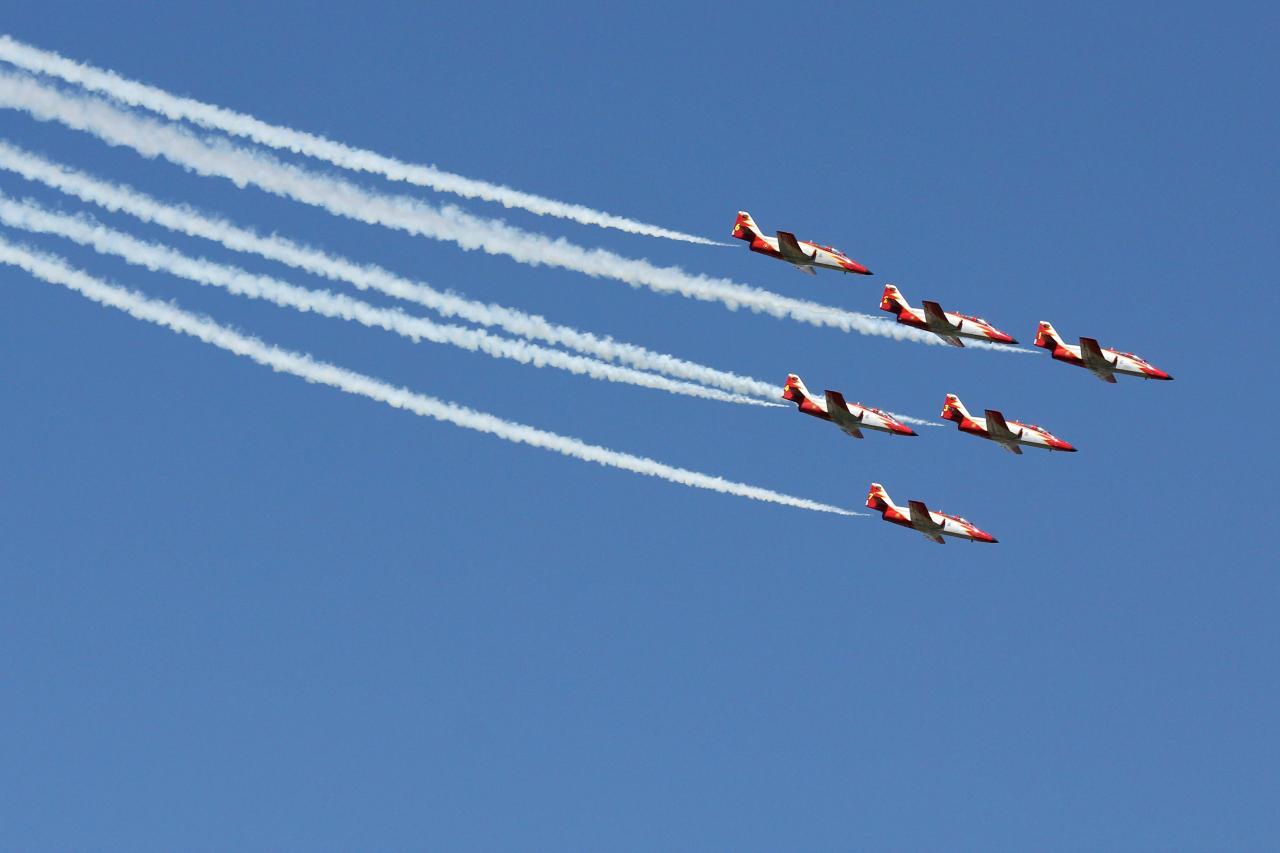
[1,2,1276,848]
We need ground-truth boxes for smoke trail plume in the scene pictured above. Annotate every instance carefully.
[0,34,722,246]
[0,193,770,407]
[0,236,859,515]
[0,71,1023,351]
[0,141,782,400]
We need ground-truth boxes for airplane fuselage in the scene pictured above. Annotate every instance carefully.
[880,285,1018,347]
[882,505,990,541]
[896,308,1014,344]
[1034,323,1173,382]
[867,482,998,544]
[954,414,1075,452]
[732,212,872,275]
[747,235,868,274]
[782,376,916,438]
[1046,343,1168,379]
[794,393,913,436]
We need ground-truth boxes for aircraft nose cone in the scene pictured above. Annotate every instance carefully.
[975,531,998,543]
[1052,438,1078,452]
[892,423,918,436]
[1151,368,1173,380]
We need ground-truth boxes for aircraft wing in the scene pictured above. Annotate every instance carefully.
[824,390,864,438]
[983,409,1021,443]
[922,300,955,330]
[1079,337,1118,382]
[776,231,815,265]
[907,500,944,533]
[922,301,964,346]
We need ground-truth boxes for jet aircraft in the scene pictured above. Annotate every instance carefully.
[941,394,1076,454]
[866,482,998,544]
[1034,322,1173,383]
[731,211,872,276]
[879,285,1017,347]
[782,374,917,439]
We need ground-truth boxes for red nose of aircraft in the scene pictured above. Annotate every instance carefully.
[840,259,873,275]
[1144,367,1174,380]
[1049,437,1078,452]
[889,422,918,436]
[972,530,999,543]
[990,331,1019,345]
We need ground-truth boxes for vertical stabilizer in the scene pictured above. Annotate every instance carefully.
[941,393,970,423]
[1034,321,1064,350]
[782,373,813,405]
[880,284,908,314]
[731,211,762,241]
[866,482,894,513]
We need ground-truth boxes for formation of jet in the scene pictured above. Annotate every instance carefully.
[866,483,998,544]
[731,211,872,276]
[941,394,1075,454]
[730,209,1175,544]
[782,374,918,438]
[879,284,1018,347]
[1034,322,1173,383]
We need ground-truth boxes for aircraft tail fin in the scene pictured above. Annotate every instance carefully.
[1035,321,1064,350]
[781,373,812,406]
[866,482,893,513]
[880,283,908,314]
[731,211,762,242]
[941,393,970,423]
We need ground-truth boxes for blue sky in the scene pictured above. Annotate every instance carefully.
[1,2,1276,848]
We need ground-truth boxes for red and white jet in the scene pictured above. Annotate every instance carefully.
[731,211,872,276]
[941,394,1076,455]
[1034,322,1173,383]
[879,284,1018,347]
[782,374,917,439]
[866,482,998,545]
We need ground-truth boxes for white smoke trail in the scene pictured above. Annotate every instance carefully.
[891,413,942,428]
[0,141,784,401]
[0,34,723,246]
[0,71,1026,352]
[0,193,771,407]
[0,236,859,516]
